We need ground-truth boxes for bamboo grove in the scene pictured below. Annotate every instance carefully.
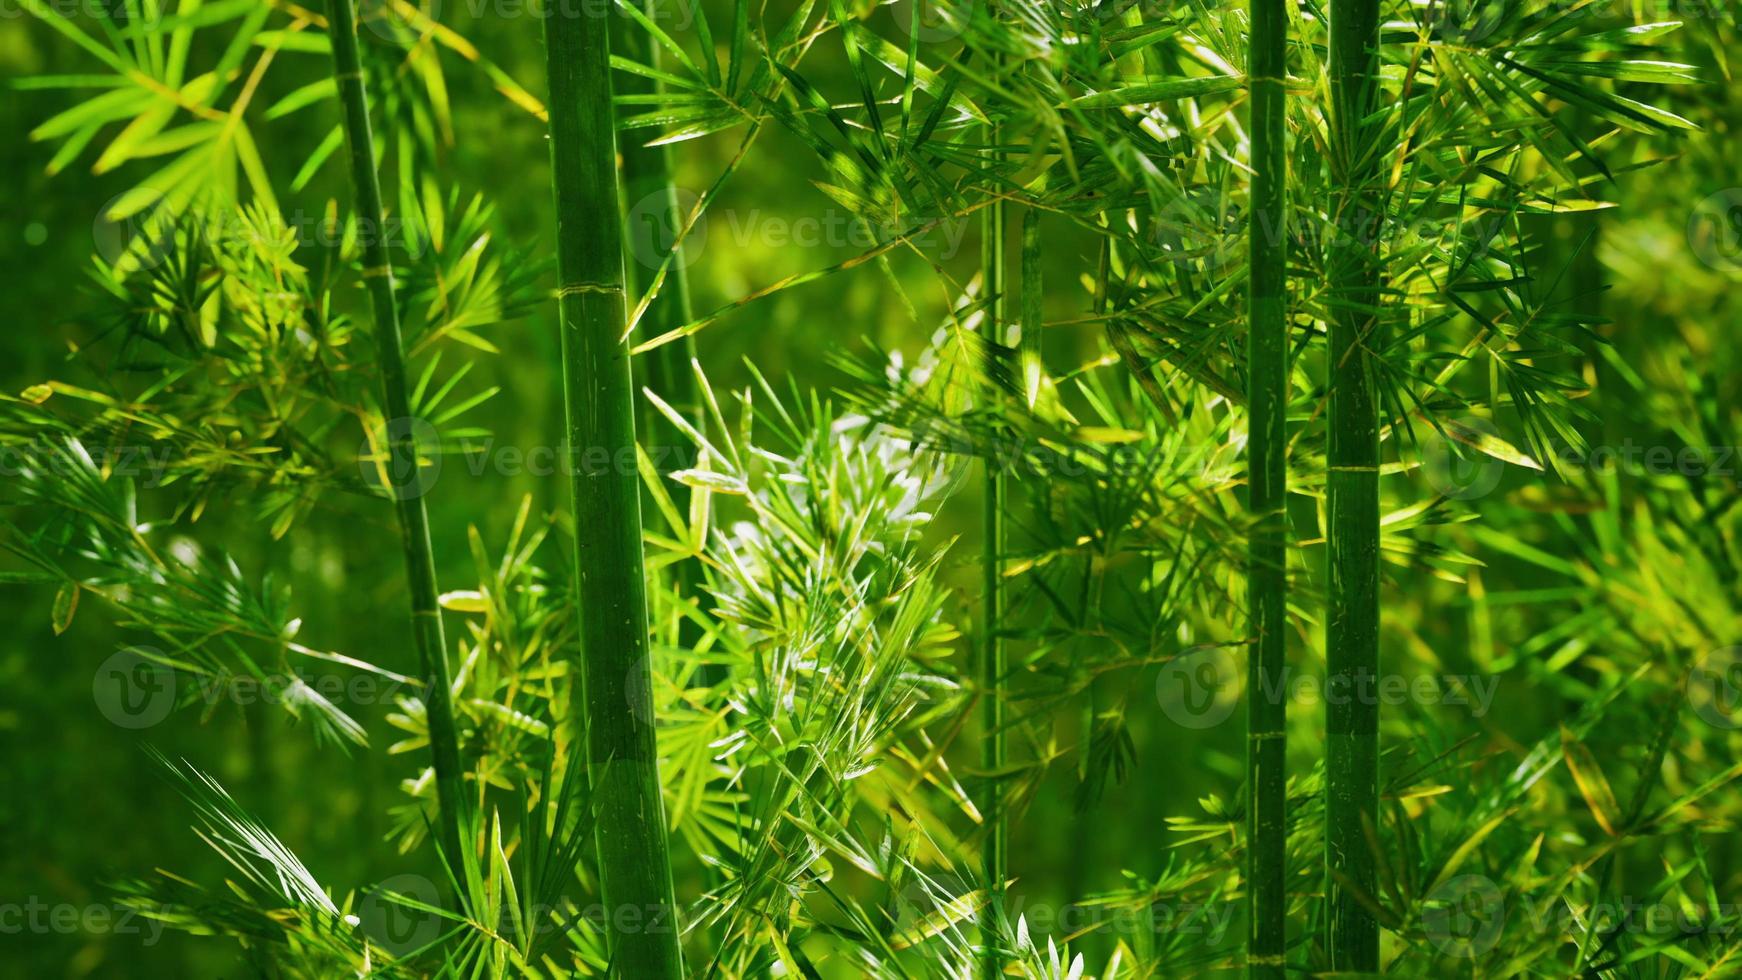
[3,0,1739,976]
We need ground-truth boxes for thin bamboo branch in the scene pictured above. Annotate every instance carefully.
[324,0,468,868]
[980,5,1008,977]
[1245,0,1289,975]
[541,0,683,974]
[1326,0,1383,968]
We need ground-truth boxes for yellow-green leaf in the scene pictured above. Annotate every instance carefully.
[1562,727,1622,836]
[1075,426,1145,445]
[438,590,489,613]
[52,583,79,635]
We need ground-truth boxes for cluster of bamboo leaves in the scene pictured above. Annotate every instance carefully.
[6,0,1741,975]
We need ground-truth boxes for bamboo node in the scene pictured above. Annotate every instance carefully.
[361,265,393,279]
[558,281,624,297]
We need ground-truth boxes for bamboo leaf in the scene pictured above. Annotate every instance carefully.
[1069,75,1244,108]
[1561,727,1622,837]
[51,582,79,635]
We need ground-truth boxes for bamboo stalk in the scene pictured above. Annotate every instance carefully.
[1245,0,1288,974]
[611,0,704,669]
[611,0,699,481]
[980,7,1008,976]
[324,0,468,868]
[1326,0,1382,968]
[541,2,683,975]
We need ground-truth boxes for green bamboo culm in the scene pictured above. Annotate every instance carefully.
[324,0,469,868]
[1325,0,1382,968]
[980,6,1008,978]
[610,0,705,669]
[541,0,684,975]
[1245,0,1288,974]
[610,0,700,476]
